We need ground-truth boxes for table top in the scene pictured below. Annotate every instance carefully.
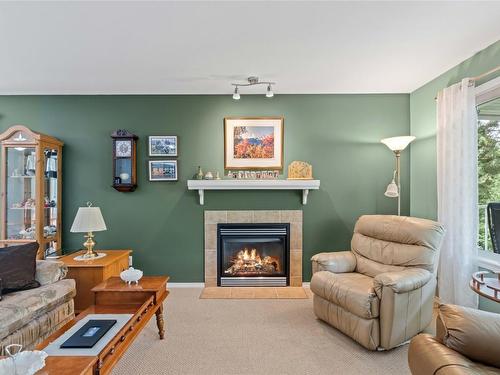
[470,272,500,303]
[36,356,97,375]
[59,250,131,268]
[92,276,169,292]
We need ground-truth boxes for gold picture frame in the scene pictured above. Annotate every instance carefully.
[224,117,284,170]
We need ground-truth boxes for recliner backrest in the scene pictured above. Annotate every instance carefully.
[351,215,445,278]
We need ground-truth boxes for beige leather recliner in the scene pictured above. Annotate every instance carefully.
[310,215,445,350]
[408,304,500,375]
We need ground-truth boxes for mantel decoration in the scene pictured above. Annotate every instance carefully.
[287,161,313,180]
[224,117,283,170]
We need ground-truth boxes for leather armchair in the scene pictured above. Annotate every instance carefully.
[408,304,500,374]
[310,215,445,350]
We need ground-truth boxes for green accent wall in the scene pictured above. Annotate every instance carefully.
[410,40,500,220]
[0,94,409,282]
[410,41,500,313]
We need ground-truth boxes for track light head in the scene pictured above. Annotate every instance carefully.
[266,84,274,98]
[232,86,240,100]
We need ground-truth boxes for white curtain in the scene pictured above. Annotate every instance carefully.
[437,77,478,308]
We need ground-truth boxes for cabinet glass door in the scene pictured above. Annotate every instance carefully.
[43,148,58,247]
[5,146,37,241]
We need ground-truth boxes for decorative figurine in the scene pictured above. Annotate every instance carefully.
[204,171,214,180]
[287,161,313,180]
[195,166,204,180]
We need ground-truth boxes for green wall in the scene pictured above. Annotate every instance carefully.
[0,94,410,282]
[410,40,500,220]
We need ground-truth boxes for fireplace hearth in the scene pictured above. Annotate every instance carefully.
[217,223,290,287]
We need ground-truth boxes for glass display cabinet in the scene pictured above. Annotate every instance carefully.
[0,125,63,258]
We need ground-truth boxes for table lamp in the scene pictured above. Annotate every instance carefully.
[70,202,107,259]
[381,136,416,216]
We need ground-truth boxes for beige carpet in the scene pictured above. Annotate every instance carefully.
[111,288,410,375]
[200,286,309,299]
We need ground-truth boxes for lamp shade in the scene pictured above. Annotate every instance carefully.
[384,181,399,198]
[70,205,107,233]
[381,136,416,151]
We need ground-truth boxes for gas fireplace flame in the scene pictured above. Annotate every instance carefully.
[225,248,281,276]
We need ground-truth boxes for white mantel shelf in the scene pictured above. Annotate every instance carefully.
[187,179,320,205]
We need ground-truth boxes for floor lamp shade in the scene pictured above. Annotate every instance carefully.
[381,136,416,152]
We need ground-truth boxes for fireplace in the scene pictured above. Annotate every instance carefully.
[217,223,290,287]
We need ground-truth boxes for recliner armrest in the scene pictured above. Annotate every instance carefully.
[373,268,431,298]
[310,251,356,274]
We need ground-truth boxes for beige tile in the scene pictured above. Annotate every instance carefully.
[289,276,303,287]
[204,250,217,278]
[200,287,231,299]
[204,210,227,224]
[230,287,256,298]
[253,287,278,298]
[276,287,308,299]
[290,222,303,250]
[204,277,217,287]
[280,210,303,223]
[204,224,217,249]
[227,211,253,223]
[253,210,281,223]
[290,251,303,279]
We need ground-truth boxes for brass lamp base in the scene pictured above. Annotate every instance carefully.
[81,231,99,259]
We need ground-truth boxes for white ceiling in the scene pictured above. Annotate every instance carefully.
[1,1,499,95]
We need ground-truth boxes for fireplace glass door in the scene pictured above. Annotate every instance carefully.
[218,224,289,287]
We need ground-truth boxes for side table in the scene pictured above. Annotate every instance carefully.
[59,250,131,313]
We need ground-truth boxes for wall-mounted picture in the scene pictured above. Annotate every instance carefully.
[149,136,178,156]
[149,160,178,181]
[224,117,283,170]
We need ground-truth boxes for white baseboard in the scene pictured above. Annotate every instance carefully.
[168,282,309,288]
[169,282,205,288]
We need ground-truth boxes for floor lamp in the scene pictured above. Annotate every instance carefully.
[381,136,416,216]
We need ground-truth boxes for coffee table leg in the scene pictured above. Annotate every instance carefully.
[156,305,165,339]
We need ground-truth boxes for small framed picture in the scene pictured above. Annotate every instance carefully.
[149,136,178,156]
[149,160,178,181]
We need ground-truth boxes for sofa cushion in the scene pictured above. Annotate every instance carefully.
[35,260,68,286]
[310,271,379,319]
[437,304,500,369]
[0,242,40,298]
[0,279,75,340]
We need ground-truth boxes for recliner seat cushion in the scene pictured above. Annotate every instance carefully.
[310,270,379,319]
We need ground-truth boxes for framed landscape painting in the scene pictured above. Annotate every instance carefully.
[224,117,283,170]
[149,136,177,156]
[149,160,178,181]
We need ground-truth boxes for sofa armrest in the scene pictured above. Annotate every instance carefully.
[408,334,487,375]
[35,260,68,286]
[310,251,356,274]
[436,304,500,369]
[373,268,431,298]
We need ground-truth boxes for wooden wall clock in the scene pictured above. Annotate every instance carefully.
[111,129,138,192]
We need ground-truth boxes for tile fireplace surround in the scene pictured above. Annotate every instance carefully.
[204,210,303,287]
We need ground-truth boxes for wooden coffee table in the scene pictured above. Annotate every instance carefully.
[35,276,169,375]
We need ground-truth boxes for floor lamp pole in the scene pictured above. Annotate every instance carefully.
[395,151,401,216]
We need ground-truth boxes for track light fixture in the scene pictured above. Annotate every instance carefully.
[231,76,275,100]
[232,86,240,100]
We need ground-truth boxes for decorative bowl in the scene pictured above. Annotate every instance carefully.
[0,345,48,375]
[120,267,143,285]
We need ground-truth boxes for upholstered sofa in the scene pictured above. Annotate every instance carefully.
[310,215,445,350]
[0,260,75,354]
[409,304,500,375]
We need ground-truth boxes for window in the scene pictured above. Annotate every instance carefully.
[477,97,500,253]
